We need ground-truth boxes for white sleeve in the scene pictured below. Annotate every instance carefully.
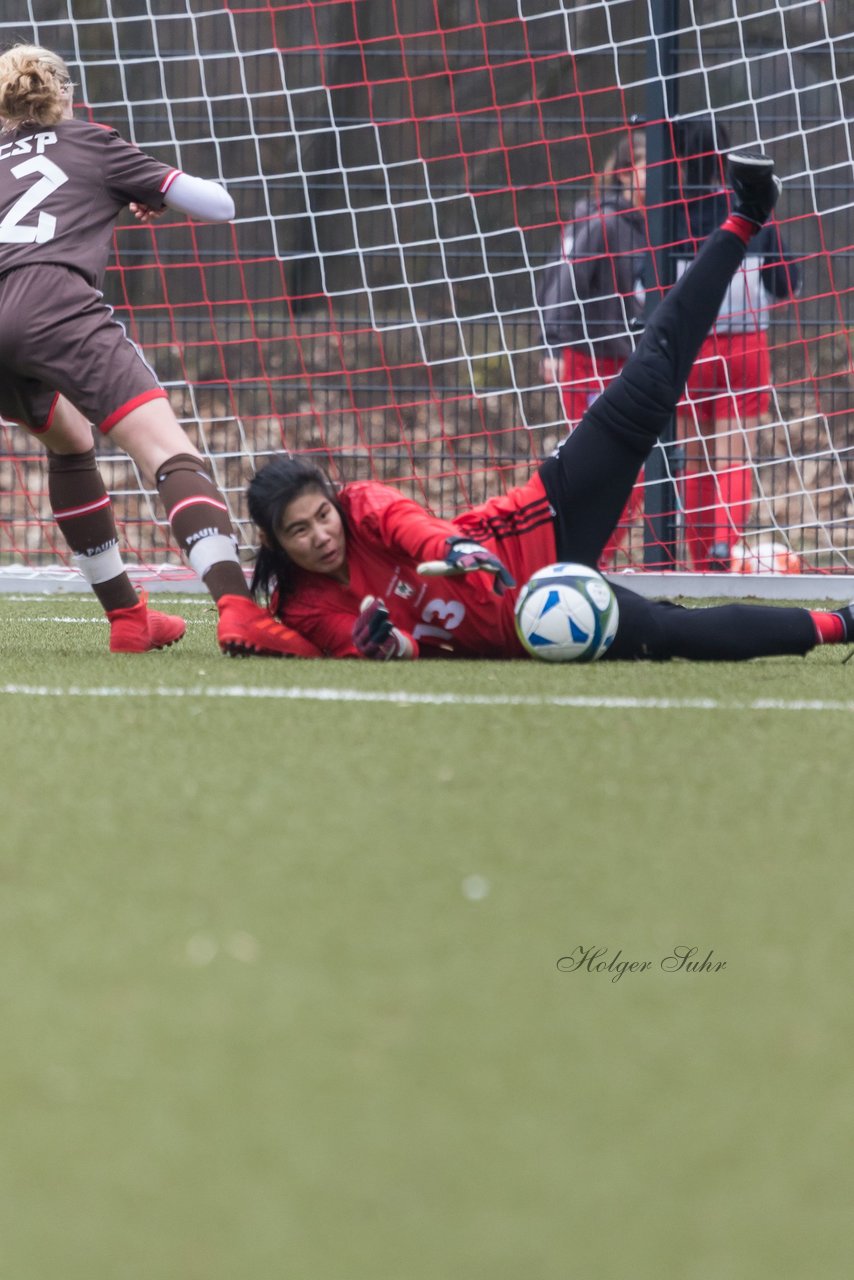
[162,172,235,222]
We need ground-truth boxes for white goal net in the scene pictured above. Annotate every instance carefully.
[1,0,852,594]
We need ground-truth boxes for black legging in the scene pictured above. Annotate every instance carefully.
[539,225,816,661]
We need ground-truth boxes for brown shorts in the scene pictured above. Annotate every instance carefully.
[0,264,166,433]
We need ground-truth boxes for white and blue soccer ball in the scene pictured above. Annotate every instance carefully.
[514,562,619,662]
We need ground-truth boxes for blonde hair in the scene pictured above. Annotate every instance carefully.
[0,45,73,130]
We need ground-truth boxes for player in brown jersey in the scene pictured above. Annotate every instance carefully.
[0,44,316,656]
[246,155,854,662]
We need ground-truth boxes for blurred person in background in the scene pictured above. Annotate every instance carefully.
[672,117,800,570]
[538,128,648,568]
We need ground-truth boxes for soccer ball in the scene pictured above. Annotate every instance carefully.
[514,562,619,662]
[730,538,802,575]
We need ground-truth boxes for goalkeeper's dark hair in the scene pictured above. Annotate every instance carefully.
[247,455,343,603]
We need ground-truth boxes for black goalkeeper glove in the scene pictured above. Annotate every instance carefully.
[727,151,782,228]
[417,538,516,596]
[352,596,413,660]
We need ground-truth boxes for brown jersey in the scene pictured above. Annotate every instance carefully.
[0,117,178,288]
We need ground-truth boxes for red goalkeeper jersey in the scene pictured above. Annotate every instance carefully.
[276,473,557,658]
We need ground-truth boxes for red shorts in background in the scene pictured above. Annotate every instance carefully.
[557,346,642,568]
[558,347,626,425]
[681,329,772,429]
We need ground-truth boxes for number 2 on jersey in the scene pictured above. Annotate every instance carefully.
[0,156,68,244]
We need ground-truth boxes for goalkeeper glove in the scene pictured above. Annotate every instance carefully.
[417,537,516,596]
[352,596,414,660]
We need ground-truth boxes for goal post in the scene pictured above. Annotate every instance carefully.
[1,0,852,598]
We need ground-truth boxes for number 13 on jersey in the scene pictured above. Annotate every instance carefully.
[413,597,465,644]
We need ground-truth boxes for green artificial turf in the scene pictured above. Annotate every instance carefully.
[1,594,851,1279]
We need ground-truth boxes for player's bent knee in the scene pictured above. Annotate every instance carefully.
[47,446,98,474]
[155,452,212,485]
[108,400,201,485]
[604,585,677,661]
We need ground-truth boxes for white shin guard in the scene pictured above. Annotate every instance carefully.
[72,541,126,585]
[188,533,240,581]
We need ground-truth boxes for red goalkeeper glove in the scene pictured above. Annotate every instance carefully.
[352,596,415,660]
[417,537,516,596]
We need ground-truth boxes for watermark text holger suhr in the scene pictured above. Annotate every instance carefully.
[557,945,726,983]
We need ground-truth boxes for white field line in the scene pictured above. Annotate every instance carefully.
[1,596,210,606]
[18,615,206,626]
[0,682,852,713]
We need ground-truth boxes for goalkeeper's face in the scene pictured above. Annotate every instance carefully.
[275,486,348,581]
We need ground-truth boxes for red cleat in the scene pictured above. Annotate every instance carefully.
[108,591,187,653]
[216,594,321,658]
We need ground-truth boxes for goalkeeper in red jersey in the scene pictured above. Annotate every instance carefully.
[0,43,313,656]
[246,152,853,662]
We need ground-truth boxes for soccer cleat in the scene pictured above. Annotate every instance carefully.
[216,593,321,657]
[107,591,187,653]
[726,151,782,227]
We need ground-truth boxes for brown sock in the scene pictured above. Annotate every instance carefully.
[47,448,138,611]
[155,452,249,601]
